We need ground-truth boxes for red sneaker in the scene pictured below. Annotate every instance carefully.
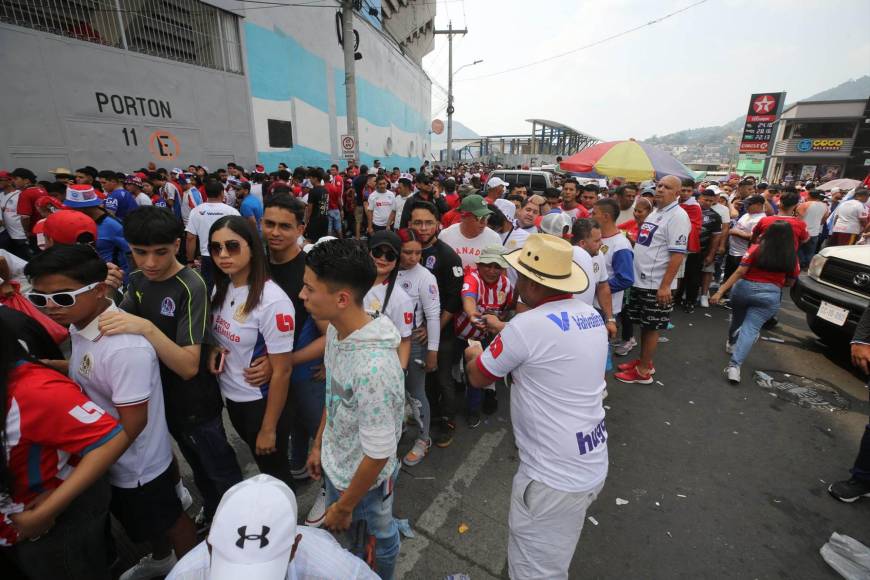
[614,366,654,384]
[616,359,656,375]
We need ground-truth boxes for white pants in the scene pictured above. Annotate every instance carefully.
[508,471,604,580]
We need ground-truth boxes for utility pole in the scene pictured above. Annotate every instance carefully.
[434,22,467,167]
[341,1,359,163]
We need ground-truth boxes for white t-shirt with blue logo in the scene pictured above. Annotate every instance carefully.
[477,296,608,493]
[633,201,691,290]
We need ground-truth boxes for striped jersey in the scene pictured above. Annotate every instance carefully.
[454,270,514,340]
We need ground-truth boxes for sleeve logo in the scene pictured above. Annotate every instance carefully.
[636,223,658,247]
[275,313,294,332]
[453,266,464,278]
[69,401,106,424]
[404,312,413,324]
[490,334,504,359]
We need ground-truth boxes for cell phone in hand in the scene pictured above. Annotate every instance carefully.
[216,351,226,374]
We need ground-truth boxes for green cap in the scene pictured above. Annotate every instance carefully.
[460,194,493,218]
[477,245,509,268]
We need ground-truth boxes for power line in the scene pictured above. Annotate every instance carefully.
[458,0,711,82]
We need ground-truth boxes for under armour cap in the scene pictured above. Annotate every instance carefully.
[208,474,298,580]
[538,212,574,239]
[64,184,102,208]
[486,176,509,190]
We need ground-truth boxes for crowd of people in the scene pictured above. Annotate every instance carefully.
[1,158,869,580]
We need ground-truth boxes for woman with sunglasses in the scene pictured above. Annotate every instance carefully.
[206,216,295,485]
[364,231,413,371]
[395,228,441,466]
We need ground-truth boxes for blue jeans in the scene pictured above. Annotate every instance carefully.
[798,236,818,269]
[406,340,431,441]
[327,209,342,236]
[324,465,400,580]
[289,377,326,468]
[171,414,243,519]
[727,280,782,367]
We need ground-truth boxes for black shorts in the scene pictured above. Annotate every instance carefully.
[626,287,673,331]
[110,465,182,544]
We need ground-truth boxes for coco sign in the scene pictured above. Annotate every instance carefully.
[797,138,844,152]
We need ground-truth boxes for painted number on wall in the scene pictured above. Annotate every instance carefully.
[148,130,181,161]
[122,128,139,146]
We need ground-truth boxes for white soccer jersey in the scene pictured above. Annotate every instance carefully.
[185,202,240,255]
[633,201,690,290]
[572,246,608,306]
[477,296,608,493]
[363,280,413,338]
[366,191,396,226]
[396,264,441,351]
[69,302,172,488]
[211,280,295,403]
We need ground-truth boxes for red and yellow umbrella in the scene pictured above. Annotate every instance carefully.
[559,139,696,182]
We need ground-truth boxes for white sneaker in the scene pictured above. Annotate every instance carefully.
[725,340,735,355]
[305,487,327,527]
[177,483,193,511]
[119,552,177,580]
[613,337,637,357]
[725,365,741,384]
[699,295,710,308]
[403,438,431,466]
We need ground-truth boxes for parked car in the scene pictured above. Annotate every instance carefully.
[485,170,554,195]
[791,244,870,349]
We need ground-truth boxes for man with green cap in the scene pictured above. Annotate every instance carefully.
[438,194,502,271]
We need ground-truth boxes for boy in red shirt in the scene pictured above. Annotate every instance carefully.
[455,246,515,426]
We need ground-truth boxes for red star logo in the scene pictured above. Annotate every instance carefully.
[752,95,776,114]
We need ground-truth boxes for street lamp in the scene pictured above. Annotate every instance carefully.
[446,58,482,165]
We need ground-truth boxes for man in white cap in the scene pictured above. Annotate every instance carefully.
[464,233,607,580]
[166,474,378,579]
[493,198,529,252]
[484,176,509,205]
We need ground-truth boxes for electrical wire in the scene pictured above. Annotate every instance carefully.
[458,0,711,82]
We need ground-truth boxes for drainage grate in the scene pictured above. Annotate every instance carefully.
[754,370,851,411]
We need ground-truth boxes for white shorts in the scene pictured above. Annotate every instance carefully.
[508,470,604,579]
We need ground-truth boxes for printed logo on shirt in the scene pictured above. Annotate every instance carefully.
[576,418,607,455]
[497,291,506,303]
[675,234,687,246]
[546,311,605,332]
[429,284,438,297]
[160,297,176,317]
[233,304,248,324]
[452,266,464,278]
[490,334,504,358]
[636,222,659,247]
[275,313,294,333]
[425,255,436,269]
[68,400,106,424]
[403,312,413,324]
[78,353,94,378]
[462,282,470,292]
[593,262,600,274]
[600,244,609,255]
[105,197,118,211]
[401,281,411,290]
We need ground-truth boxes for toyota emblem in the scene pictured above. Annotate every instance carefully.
[854,272,870,288]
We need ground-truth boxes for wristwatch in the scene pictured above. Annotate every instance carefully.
[607,317,617,323]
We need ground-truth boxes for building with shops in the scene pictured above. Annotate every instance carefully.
[0,0,434,177]
[767,98,870,184]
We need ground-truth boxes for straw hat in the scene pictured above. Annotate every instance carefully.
[505,234,588,293]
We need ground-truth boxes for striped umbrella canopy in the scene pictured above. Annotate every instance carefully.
[559,139,696,182]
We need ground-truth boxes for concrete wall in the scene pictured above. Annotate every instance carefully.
[0,22,256,178]
[240,6,432,172]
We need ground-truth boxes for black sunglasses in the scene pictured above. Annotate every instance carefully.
[371,246,398,262]
[208,240,245,256]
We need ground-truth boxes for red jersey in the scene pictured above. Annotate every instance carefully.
[326,179,343,211]
[16,186,48,229]
[680,199,703,253]
[562,205,589,219]
[2,362,121,545]
[750,215,809,249]
[444,192,460,210]
[454,270,514,340]
[618,220,640,244]
[740,244,799,288]
[441,207,462,228]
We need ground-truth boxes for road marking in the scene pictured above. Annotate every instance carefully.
[395,429,507,577]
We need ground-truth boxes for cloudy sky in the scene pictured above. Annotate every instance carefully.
[422,0,870,140]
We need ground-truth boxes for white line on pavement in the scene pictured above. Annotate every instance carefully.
[395,429,507,578]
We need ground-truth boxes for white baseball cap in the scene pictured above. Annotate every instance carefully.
[493,198,516,221]
[538,212,574,239]
[207,474,298,580]
[487,176,509,189]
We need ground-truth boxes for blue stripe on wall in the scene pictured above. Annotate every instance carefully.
[333,69,427,135]
[258,149,424,173]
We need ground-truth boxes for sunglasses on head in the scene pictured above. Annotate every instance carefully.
[371,246,398,262]
[26,282,101,308]
[208,240,245,256]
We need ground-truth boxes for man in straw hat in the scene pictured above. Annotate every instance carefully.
[464,233,608,579]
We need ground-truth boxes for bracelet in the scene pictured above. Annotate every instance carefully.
[607,317,617,323]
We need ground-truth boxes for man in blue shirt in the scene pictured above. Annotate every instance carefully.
[238,182,263,231]
[64,183,131,275]
[97,170,138,220]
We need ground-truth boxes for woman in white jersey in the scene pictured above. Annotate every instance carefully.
[363,231,413,370]
[206,216,295,486]
[395,228,441,466]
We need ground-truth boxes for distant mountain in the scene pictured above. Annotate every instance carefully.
[646,76,870,165]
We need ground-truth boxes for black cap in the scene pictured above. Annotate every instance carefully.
[744,195,766,207]
[367,230,401,255]
[11,168,37,182]
[415,173,431,185]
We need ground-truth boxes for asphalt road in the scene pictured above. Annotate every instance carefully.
[151,295,870,579]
